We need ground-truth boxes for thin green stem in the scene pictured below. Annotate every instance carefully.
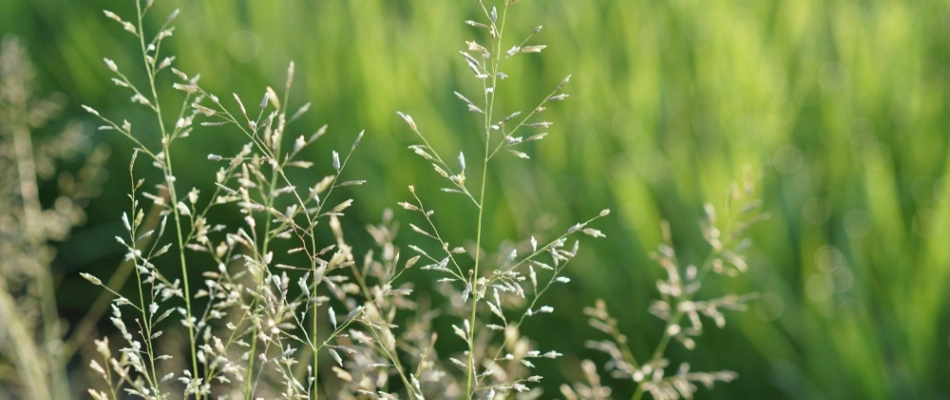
[409,191,466,280]
[632,384,646,400]
[465,138,489,396]
[10,112,69,399]
[60,195,165,363]
[129,190,162,397]
[465,4,509,396]
[134,0,199,395]
[312,288,319,400]
[367,326,416,400]
[630,205,747,400]
[244,118,285,399]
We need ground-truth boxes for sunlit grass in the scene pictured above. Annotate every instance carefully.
[1,0,947,398]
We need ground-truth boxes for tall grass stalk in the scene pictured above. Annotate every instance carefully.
[568,168,766,400]
[83,0,371,397]
[1,36,107,400]
[394,1,609,398]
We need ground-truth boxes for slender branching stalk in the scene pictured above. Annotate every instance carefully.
[394,1,609,398]
[83,2,370,399]
[571,169,767,400]
[60,2,726,400]
[1,36,105,399]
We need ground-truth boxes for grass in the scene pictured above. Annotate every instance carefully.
[0,35,108,399]
[74,0,610,398]
[568,168,766,400]
[2,0,947,398]
[71,0,716,398]
[74,0,767,398]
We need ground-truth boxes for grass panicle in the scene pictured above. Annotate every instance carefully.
[75,1,762,399]
[0,35,108,400]
[391,1,610,398]
[84,1,370,398]
[565,168,766,400]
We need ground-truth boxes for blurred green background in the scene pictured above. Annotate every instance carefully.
[2,0,949,398]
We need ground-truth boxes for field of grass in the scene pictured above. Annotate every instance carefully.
[1,0,948,398]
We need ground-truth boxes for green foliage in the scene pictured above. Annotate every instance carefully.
[1,0,948,398]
